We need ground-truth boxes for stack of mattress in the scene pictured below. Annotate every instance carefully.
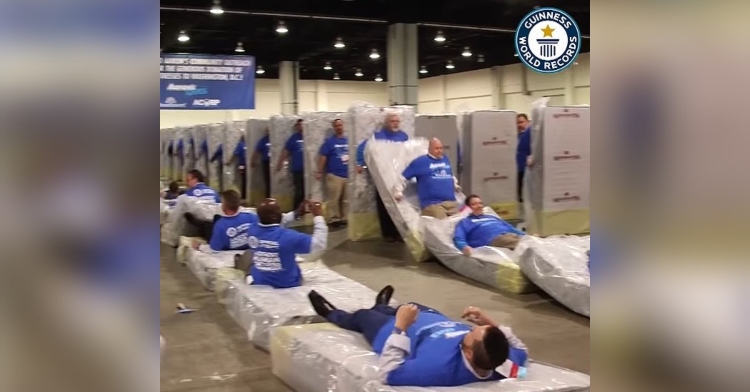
[271,323,591,392]
[421,208,536,294]
[269,115,302,212]
[245,119,270,205]
[207,123,225,190]
[222,120,246,193]
[517,235,590,316]
[525,99,590,236]
[217,262,396,351]
[347,103,415,241]
[191,125,209,182]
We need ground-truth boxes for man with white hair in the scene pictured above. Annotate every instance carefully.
[356,112,409,242]
[395,138,460,219]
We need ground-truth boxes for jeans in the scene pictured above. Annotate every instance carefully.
[517,170,525,203]
[261,160,271,198]
[326,303,440,346]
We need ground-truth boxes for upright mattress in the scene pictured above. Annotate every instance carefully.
[245,119,270,205]
[222,120,246,193]
[269,115,302,212]
[271,323,590,392]
[516,235,590,316]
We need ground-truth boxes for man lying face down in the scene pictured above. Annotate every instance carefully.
[308,286,528,387]
[454,195,525,255]
[245,198,328,288]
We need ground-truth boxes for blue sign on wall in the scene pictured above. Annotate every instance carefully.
[160,54,255,110]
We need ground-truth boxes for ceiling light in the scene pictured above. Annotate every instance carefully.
[334,37,345,48]
[434,30,446,42]
[333,73,340,80]
[235,42,245,53]
[256,66,265,74]
[477,54,485,63]
[374,74,383,82]
[355,69,363,77]
[210,0,224,14]
[419,66,427,74]
[445,60,455,69]
[462,46,472,57]
[177,30,189,42]
[276,21,288,33]
[323,62,332,70]
[514,53,519,57]
[369,49,380,59]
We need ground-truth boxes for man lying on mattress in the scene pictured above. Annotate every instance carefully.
[394,138,461,219]
[308,286,528,387]
[454,195,525,254]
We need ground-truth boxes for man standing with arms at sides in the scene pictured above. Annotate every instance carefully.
[516,114,532,203]
[277,119,305,210]
[251,129,271,198]
[316,119,349,227]
[356,113,409,242]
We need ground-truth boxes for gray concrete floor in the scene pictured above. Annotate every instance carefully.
[160,226,589,391]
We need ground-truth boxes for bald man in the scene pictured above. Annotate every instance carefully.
[394,138,460,219]
[245,198,328,288]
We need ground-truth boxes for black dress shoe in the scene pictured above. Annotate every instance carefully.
[375,285,394,306]
[308,290,337,318]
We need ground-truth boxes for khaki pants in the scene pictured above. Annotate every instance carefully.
[421,201,459,219]
[490,234,521,250]
[326,173,348,222]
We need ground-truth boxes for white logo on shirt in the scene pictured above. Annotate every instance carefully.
[193,189,203,196]
[226,227,237,237]
[248,236,259,248]
[429,162,448,169]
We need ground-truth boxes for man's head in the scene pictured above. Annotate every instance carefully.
[220,190,242,215]
[428,138,444,159]
[294,119,304,133]
[384,113,400,131]
[462,325,510,371]
[332,119,344,136]
[257,198,283,225]
[465,194,484,215]
[168,181,179,194]
[186,169,205,187]
[516,114,530,133]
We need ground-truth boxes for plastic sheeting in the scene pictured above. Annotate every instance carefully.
[516,235,590,316]
[524,99,590,236]
[461,111,519,220]
[421,208,536,294]
[270,115,302,212]
[185,247,246,291]
[217,262,395,351]
[302,112,346,202]
[207,123,225,190]
[176,236,204,264]
[347,103,415,241]
[223,120,245,193]
[245,119,270,205]
[271,323,591,392]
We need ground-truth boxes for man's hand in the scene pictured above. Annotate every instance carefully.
[356,165,364,174]
[395,304,420,330]
[191,239,201,250]
[455,185,462,192]
[526,156,534,168]
[461,306,494,327]
[309,201,323,217]
[295,200,310,217]
[394,193,403,202]
[315,172,323,181]
[461,246,472,256]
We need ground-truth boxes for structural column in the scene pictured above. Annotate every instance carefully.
[279,61,300,115]
[386,23,418,107]
[563,66,576,105]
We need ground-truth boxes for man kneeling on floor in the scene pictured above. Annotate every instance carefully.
[245,198,328,288]
[454,194,525,255]
[309,286,528,387]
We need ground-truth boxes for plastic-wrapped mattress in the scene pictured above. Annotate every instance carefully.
[516,236,590,316]
[421,209,536,294]
[271,323,590,392]
[185,247,246,291]
[222,120,245,193]
[270,115,302,212]
[217,262,396,351]
[176,236,204,264]
[365,138,463,261]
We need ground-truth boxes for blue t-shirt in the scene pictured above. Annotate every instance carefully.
[319,135,349,178]
[516,127,531,172]
[284,132,305,173]
[454,214,525,250]
[402,154,456,209]
[209,212,259,251]
[356,129,409,166]
[248,224,311,288]
[255,135,271,162]
[372,311,527,387]
[184,182,221,203]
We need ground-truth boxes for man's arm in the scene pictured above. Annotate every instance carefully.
[317,155,327,178]
[276,149,289,172]
[377,334,412,383]
[356,139,367,167]
[393,160,417,197]
[453,220,469,251]
[307,215,328,253]
[280,211,297,226]
[207,226,228,252]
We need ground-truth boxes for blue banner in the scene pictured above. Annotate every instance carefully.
[160,54,255,110]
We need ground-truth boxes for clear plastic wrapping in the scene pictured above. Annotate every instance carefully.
[269,115,302,211]
[346,103,415,240]
[185,247,246,291]
[191,124,209,181]
[217,262,396,351]
[207,123,226,190]
[271,323,590,392]
[421,208,536,294]
[245,119,270,205]
[160,128,174,180]
[222,120,246,193]
[302,112,346,202]
[176,236,204,264]
[516,235,590,316]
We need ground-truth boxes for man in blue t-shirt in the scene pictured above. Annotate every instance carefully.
[205,190,258,251]
[184,169,221,203]
[316,118,349,225]
[251,131,272,198]
[516,114,532,203]
[277,119,305,210]
[355,113,409,242]
[454,195,525,255]
[308,286,528,387]
[395,138,460,219]
[247,198,328,288]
